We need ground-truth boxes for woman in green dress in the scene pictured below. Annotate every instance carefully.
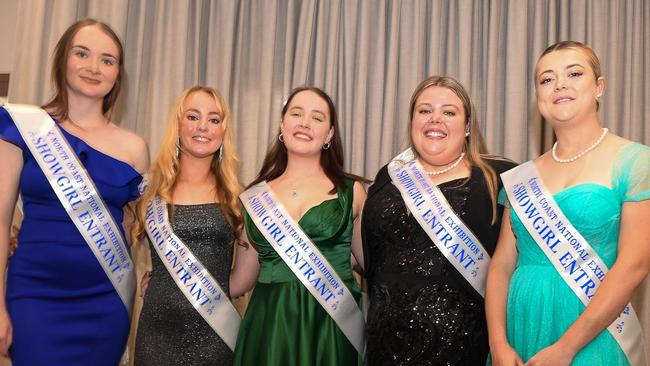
[231,86,366,365]
[486,41,650,366]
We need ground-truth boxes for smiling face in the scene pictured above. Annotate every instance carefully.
[410,86,467,167]
[65,25,120,101]
[535,49,604,124]
[280,90,334,157]
[178,91,224,160]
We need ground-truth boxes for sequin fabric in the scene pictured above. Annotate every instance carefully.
[363,160,516,366]
[135,203,234,365]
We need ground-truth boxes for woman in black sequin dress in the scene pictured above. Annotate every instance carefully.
[362,76,516,365]
[131,86,244,365]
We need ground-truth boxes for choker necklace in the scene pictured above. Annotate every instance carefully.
[423,152,465,176]
[552,128,608,163]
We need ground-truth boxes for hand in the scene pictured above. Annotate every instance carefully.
[490,342,524,366]
[0,309,12,356]
[140,271,152,298]
[525,342,575,366]
[8,225,19,257]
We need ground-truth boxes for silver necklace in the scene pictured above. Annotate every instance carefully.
[423,152,465,176]
[552,128,608,163]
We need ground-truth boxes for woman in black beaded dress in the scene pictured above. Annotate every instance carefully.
[362,76,516,365]
[131,86,244,365]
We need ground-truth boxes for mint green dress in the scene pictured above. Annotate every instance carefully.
[498,143,650,365]
[234,178,363,365]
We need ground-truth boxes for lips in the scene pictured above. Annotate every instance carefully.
[292,132,313,141]
[553,95,574,104]
[80,76,101,84]
[423,128,447,139]
[192,136,211,142]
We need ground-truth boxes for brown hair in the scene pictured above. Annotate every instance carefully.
[248,86,366,192]
[408,75,502,224]
[42,18,125,121]
[537,41,603,110]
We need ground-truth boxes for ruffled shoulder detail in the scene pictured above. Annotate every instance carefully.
[612,143,650,202]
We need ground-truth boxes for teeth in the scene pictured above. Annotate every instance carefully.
[193,136,210,142]
[425,131,447,138]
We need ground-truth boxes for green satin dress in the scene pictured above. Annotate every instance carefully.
[234,178,363,365]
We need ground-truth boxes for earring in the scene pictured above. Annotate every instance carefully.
[175,138,181,157]
[278,133,284,143]
[465,131,470,137]
[218,146,223,161]
[323,142,331,150]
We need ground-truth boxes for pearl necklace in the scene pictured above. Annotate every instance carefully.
[423,152,465,176]
[551,128,608,163]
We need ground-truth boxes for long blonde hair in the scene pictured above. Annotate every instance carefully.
[408,76,502,224]
[132,86,244,245]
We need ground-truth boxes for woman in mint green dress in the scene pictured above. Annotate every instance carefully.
[230,87,366,365]
[486,41,650,366]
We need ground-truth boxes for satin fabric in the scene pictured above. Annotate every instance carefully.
[234,178,363,365]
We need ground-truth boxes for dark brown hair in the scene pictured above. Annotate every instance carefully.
[248,86,365,192]
[42,18,125,121]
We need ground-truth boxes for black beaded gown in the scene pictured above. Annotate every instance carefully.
[362,158,516,366]
[135,203,234,365]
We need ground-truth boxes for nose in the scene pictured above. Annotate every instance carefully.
[298,117,311,129]
[554,76,567,91]
[197,118,209,131]
[87,57,101,74]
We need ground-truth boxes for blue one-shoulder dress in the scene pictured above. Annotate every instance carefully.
[0,107,142,365]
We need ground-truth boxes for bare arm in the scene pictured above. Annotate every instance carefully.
[526,200,650,366]
[351,181,367,270]
[0,140,23,355]
[229,230,260,298]
[485,209,524,366]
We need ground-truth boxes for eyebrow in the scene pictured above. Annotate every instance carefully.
[289,106,327,115]
[71,45,118,60]
[416,102,460,110]
[539,63,584,76]
[186,108,222,116]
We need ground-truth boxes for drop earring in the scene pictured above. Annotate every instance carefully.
[218,146,223,161]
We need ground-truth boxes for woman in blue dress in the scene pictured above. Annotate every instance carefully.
[0,19,148,365]
[486,41,650,366]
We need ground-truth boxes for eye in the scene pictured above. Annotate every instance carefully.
[101,57,117,66]
[312,115,325,122]
[290,111,302,118]
[568,71,583,78]
[209,117,222,125]
[74,50,88,58]
[539,77,553,85]
[443,111,456,117]
[418,108,432,115]
[186,113,199,121]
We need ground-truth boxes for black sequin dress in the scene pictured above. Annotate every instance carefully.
[135,203,234,365]
[362,158,516,366]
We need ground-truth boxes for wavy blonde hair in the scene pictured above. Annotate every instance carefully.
[408,76,503,224]
[132,86,244,245]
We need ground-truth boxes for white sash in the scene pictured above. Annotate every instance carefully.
[240,182,366,356]
[144,196,241,350]
[387,148,490,296]
[502,161,647,366]
[5,104,135,313]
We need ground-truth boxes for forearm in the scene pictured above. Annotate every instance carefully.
[485,264,514,347]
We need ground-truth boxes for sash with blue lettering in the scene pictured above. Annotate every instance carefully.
[4,104,135,313]
[387,148,490,296]
[144,196,241,350]
[240,182,366,356]
[502,161,647,366]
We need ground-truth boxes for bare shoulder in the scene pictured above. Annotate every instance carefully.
[111,123,149,174]
[352,180,367,216]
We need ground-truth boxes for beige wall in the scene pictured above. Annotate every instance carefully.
[0,0,17,74]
